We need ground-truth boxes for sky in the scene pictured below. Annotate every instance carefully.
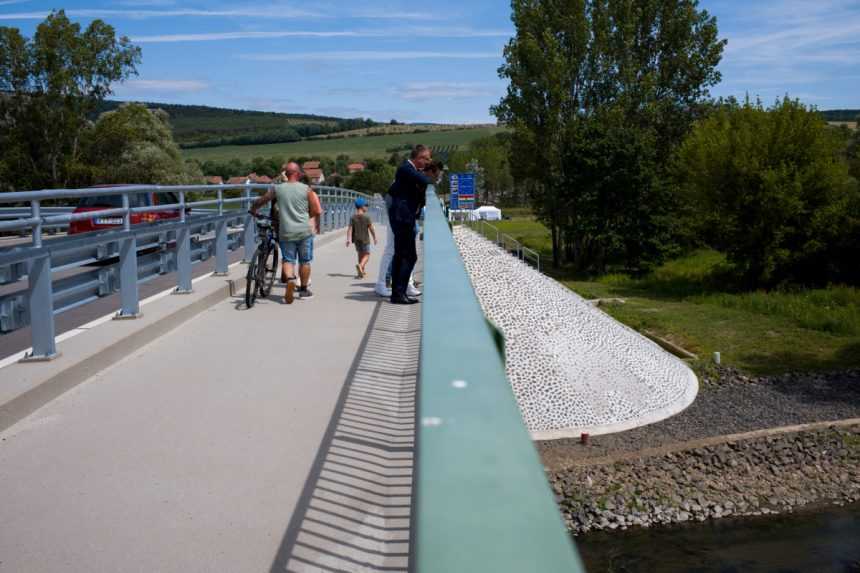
[0,0,858,123]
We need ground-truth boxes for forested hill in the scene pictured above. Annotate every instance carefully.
[94,100,377,149]
[821,109,860,122]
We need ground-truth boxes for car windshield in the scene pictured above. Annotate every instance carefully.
[78,193,151,208]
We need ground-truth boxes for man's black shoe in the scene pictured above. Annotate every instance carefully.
[390,295,419,305]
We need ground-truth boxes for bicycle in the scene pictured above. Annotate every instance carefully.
[245,213,279,308]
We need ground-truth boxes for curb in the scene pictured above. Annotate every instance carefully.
[0,273,243,434]
[0,229,348,434]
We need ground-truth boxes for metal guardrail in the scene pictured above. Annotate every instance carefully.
[415,186,582,572]
[465,218,541,272]
[0,207,74,234]
[0,183,382,360]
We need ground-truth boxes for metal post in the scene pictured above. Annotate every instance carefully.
[116,192,141,319]
[31,199,42,248]
[321,194,329,233]
[175,191,193,294]
[214,189,228,275]
[22,254,59,361]
[242,186,255,262]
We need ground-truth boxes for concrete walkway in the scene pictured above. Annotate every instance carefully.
[0,230,419,573]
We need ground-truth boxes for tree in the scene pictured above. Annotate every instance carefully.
[345,159,395,196]
[849,116,860,182]
[0,11,141,191]
[676,97,859,287]
[493,0,725,270]
[87,103,202,185]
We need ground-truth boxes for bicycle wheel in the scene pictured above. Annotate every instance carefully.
[259,242,278,298]
[245,248,260,308]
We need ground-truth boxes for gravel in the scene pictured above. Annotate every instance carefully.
[550,425,860,534]
[539,367,860,467]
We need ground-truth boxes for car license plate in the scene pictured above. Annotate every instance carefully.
[95,217,123,225]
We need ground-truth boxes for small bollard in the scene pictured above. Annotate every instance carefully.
[714,351,721,365]
[580,433,589,445]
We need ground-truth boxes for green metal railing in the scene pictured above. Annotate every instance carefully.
[415,186,584,572]
[465,218,541,272]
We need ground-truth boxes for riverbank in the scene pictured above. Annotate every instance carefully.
[541,367,860,534]
[547,422,860,535]
[540,366,860,465]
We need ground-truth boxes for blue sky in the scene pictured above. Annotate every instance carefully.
[1,0,858,123]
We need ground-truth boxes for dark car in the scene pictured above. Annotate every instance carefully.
[68,191,183,235]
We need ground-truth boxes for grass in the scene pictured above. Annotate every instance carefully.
[183,126,506,162]
[308,123,496,139]
[468,215,860,375]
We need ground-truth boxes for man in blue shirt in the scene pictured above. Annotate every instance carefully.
[387,145,432,304]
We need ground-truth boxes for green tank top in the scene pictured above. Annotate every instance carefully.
[274,182,311,242]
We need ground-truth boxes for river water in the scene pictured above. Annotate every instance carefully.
[575,503,860,572]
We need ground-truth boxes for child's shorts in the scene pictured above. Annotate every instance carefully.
[354,240,371,254]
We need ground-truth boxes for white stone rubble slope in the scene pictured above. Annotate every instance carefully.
[453,227,699,440]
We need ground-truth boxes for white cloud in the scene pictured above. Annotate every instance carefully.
[715,0,860,104]
[722,1,860,68]
[395,82,499,101]
[240,51,501,62]
[131,26,511,43]
[0,0,29,6]
[0,4,453,21]
[0,7,318,20]
[114,0,175,5]
[119,79,209,93]
[132,30,363,42]
[0,11,45,19]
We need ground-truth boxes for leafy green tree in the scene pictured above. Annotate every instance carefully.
[345,159,394,196]
[0,11,141,191]
[87,103,202,185]
[248,156,282,178]
[849,116,860,182]
[493,0,725,269]
[334,154,352,176]
[676,97,859,287]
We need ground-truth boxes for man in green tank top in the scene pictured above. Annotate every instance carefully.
[251,162,322,303]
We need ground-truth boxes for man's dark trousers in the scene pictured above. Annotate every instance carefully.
[390,218,417,299]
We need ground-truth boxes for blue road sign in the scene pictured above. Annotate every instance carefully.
[450,173,476,210]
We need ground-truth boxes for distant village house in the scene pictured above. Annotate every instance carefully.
[302,161,326,184]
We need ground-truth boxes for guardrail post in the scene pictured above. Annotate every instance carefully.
[30,199,43,248]
[175,191,193,294]
[334,192,341,228]
[22,254,58,361]
[242,186,255,262]
[116,193,141,319]
[214,189,228,276]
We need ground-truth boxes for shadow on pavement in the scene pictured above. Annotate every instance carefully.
[269,301,420,573]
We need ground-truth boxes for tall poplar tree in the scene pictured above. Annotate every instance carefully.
[493,0,725,270]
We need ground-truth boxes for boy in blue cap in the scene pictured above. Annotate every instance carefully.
[347,197,377,278]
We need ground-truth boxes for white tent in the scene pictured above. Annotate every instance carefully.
[474,205,502,221]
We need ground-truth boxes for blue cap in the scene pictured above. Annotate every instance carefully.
[354,197,367,208]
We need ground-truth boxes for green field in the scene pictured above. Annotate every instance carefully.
[470,216,860,375]
[182,127,506,162]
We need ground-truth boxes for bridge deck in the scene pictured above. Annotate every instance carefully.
[0,229,419,573]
